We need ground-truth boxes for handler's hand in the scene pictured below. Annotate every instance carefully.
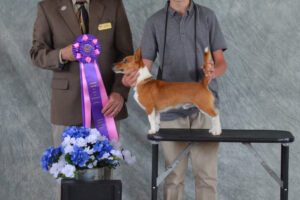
[102,92,124,117]
[201,60,215,83]
[61,44,76,62]
[122,68,139,87]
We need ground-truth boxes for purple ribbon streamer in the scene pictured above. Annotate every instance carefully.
[83,63,109,138]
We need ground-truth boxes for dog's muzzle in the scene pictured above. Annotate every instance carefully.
[112,66,125,74]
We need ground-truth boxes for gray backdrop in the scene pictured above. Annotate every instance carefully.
[0,0,299,199]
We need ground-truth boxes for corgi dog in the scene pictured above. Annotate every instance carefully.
[114,48,222,135]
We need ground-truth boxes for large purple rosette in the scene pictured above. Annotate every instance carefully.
[72,34,119,141]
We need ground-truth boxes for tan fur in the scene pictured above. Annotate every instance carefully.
[203,48,212,86]
[115,48,217,118]
[137,80,217,116]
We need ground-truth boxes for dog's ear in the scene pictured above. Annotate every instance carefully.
[135,48,142,62]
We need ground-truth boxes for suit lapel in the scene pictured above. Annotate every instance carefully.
[57,0,81,37]
[89,0,105,35]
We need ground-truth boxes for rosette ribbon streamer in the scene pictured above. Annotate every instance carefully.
[73,34,119,141]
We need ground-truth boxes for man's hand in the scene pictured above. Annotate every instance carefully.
[201,60,215,83]
[102,92,124,117]
[122,68,139,87]
[61,44,76,62]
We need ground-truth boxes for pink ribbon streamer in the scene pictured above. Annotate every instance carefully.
[93,61,119,141]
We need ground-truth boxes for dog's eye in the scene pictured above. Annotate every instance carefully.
[124,60,128,64]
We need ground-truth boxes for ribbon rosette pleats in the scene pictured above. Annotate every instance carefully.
[73,34,119,141]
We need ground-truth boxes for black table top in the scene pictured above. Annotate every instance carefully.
[147,129,294,143]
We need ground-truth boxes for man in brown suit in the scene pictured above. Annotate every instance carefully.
[30,0,133,143]
[30,0,133,199]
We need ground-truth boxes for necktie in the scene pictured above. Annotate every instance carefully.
[76,1,89,34]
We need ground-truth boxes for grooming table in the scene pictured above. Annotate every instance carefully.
[147,129,294,200]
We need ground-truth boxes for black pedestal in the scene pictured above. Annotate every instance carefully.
[61,180,122,200]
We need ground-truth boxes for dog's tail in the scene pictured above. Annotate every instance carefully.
[202,47,212,87]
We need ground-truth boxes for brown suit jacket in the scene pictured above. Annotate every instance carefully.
[30,0,133,125]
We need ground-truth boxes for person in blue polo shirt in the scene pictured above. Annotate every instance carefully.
[123,0,227,199]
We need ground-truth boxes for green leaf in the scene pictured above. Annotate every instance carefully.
[65,154,73,165]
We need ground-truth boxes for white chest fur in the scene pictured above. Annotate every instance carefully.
[136,67,152,84]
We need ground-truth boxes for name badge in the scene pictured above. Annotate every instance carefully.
[98,23,112,31]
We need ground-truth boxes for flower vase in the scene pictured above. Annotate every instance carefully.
[76,168,112,181]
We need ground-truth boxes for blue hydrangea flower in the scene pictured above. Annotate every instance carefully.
[102,140,113,152]
[40,147,61,171]
[110,160,119,165]
[93,140,113,152]
[105,160,119,166]
[93,140,113,159]
[93,141,104,152]
[78,127,90,138]
[95,151,105,159]
[62,126,78,140]
[59,145,65,154]
[70,145,90,167]
[61,126,90,141]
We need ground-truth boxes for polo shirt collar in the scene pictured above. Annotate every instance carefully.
[165,0,195,16]
[187,1,195,16]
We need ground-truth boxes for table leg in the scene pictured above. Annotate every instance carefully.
[280,144,289,200]
[152,143,159,200]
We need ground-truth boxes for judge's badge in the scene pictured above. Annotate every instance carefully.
[98,23,112,31]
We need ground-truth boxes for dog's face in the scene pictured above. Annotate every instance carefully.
[113,48,144,73]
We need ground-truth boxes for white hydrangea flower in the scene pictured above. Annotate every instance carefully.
[84,147,95,155]
[90,155,95,160]
[90,128,100,137]
[86,134,98,144]
[110,140,121,150]
[110,150,123,159]
[70,137,76,145]
[64,145,74,154]
[122,150,136,165]
[125,155,136,165]
[93,160,98,166]
[90,129,108,142]
[88,163,93,169]
[50,163,63,178]
[90,128,107,141]
[76,138,87,147]
[122,150,131,159]
[100,152,110,160]
[61,164,76,178]
[62,136,72,147]
[58,155,65,162]
[57,155,66,167]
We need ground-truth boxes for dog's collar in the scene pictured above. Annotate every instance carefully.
[137,77,154,88]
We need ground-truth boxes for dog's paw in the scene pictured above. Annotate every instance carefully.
[148,129,156,134]
[209,128,222,136]
[155,126,160,132]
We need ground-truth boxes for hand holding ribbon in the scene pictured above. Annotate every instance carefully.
[61,44,76,62]
[102,92,124,118]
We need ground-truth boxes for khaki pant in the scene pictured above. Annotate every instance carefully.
[160,112,219,200]
[52,122,120,200]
